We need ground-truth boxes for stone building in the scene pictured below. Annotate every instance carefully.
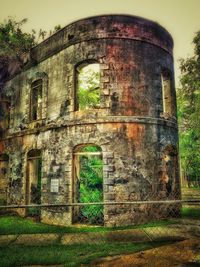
[0,15,180,226]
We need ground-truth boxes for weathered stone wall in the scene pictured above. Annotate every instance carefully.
[0,15,180,226]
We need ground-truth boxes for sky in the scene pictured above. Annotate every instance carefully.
[0,0,200,86]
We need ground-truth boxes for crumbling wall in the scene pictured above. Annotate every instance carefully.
[0,15,180,226]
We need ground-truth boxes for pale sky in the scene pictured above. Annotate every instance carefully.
[0,0,200,86]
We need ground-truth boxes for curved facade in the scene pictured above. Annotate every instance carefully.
[0,15,180,226]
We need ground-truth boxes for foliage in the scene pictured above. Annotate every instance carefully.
[0,18,61,89]
[77,64,100,110]
[177,30,200,187]
[181,207,200,219]
[0,18,36,60]
[0,18,61,60]
[78,145,103,224]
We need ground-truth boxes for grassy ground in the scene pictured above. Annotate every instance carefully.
[0,215,177,235]
[181,206,200,218]
[0,207,199,266]
[0,206,199,235]
[0,241,171,267]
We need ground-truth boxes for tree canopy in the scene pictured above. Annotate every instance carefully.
[0,18,36,59]
[177,31,200,187]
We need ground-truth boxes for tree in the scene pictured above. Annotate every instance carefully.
[77,64,100,110]
[177,31,200,187]
[0,18,36,59]
[0,18,37,91]
[0,17,61,89]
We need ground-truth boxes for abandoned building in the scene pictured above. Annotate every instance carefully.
[0,15,180,226]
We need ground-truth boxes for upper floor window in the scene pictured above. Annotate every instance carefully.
[75,62,100,111]
[30,79,43,121]
[161,69,173,116]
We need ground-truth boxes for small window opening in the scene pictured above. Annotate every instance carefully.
[75,63,100,111]
[161,69,173,116]
[30,79,43,121]
[73,145,103,225]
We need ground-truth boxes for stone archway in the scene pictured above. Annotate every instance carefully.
[72,144,103,225]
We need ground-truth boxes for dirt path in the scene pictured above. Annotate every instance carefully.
[82,239,200,267]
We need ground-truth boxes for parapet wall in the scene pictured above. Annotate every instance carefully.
[29,15,173,65]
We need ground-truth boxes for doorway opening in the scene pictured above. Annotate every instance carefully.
[26,149,42,217]
[73,145,103,225]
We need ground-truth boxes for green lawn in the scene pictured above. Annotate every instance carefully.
[0,207,198,267]
[181,206,200,218]
[0,241,171,267]
[0,206,199,236]
[0,215,176,235]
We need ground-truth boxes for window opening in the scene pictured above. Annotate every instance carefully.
[161,69,173,116]
[30,79,43,121]
[75,63,100,111]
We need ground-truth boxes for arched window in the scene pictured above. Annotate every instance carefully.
[161,69,174,116]
[75,62,100,111]
[73,144,103,224]
[30,79,43,121]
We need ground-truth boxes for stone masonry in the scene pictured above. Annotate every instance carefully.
[0,15,180,226]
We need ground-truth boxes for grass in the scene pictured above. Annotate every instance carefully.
[0,241,172,267]
[0,207,198,266]
[181,207,200,219]
[0,206,199,235]
[0,215,176,235]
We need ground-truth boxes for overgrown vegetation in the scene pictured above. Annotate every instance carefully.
[177,30,200,188]
[0,17,61,59]
[0,18,36,59]
[78,145,103,224]
[0,17,61,90]
[77,64,100,110]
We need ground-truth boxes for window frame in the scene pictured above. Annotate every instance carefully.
[29,79,43,122]
[161,68,174,116]
[74,60,100,111]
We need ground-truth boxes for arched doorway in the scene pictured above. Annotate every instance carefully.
[26,149,42,216]
[73,145,103,225]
